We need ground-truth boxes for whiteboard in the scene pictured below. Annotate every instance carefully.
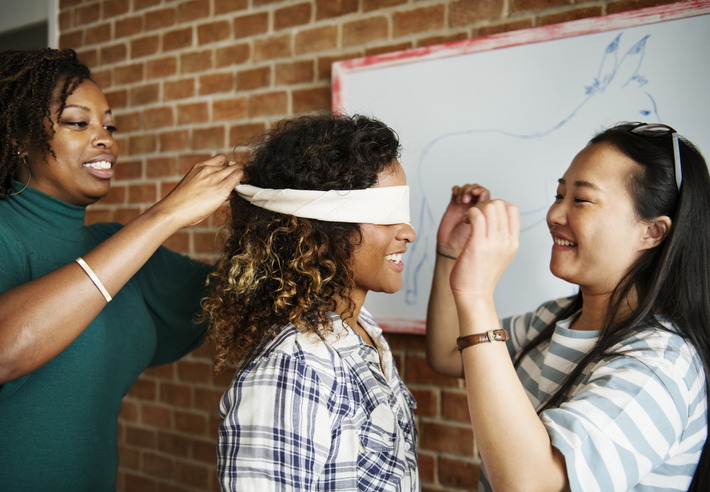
[333,1,710,333]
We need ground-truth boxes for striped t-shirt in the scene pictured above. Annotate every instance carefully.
[478,297,707,492]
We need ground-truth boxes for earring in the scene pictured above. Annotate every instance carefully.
[9,152,31,196]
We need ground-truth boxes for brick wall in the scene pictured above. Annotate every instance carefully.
[56,0,682,490]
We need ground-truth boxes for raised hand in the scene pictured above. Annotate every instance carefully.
[437,184,490,257]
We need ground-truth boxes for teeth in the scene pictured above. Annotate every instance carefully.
[385,253,402,264]
[554,237,577,247]
[83,160,112,170]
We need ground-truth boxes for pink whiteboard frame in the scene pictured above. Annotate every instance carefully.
[331,0,710,335]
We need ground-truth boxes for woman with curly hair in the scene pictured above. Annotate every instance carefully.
[202,113,419,491]
[0,49,242,490]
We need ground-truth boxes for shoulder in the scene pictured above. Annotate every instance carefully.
[503,296,575,335]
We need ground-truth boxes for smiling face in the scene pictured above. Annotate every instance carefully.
[350,162,416,300]
[20,79,117,206]
[546,142,654,296]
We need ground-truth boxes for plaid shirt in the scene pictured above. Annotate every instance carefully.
[217,308,419,491]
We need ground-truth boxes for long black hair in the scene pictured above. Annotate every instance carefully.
[514,122,710,490]
[0,48,91,198]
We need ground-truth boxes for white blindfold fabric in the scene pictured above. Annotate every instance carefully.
[235,184,410,225]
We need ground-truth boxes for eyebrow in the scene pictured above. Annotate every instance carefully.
[63,104,112,116]
[558,178,602,191]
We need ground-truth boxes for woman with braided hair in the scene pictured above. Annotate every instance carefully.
[0,49,243,490]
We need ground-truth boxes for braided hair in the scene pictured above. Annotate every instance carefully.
[0,48,91,198]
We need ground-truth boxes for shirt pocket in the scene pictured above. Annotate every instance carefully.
[357,403,405,490]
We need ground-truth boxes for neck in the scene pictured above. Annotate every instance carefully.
[336,287,366,329]
[575,287,637,331]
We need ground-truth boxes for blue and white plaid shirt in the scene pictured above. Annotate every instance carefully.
[217,308,419,491]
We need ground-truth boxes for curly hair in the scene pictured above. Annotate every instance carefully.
[0,49,92,198]
[202,113,401,371]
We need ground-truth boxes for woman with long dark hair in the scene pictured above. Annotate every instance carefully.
[426,122,709,491]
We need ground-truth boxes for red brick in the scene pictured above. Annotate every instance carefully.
[176,461,209,488]
[194,388,224,412]
[128,378,157,400]
[441,390,471,423]
[85,208,111,224]
[213,98,248,121]
[406,355,460,386]
[450,0,505,27]
[91,68,111,89]
[198,20,230,45]
[74,3,100,26]
[209,415,222,439]
[174,411,207,433]
[123,473,158,492]
[177,102,208,125]
[194,232,220,254]
[419,421,473,455]
[101,43,127,65]
[144,107,174,129]
[142,404,172,428]
[192,439,217,463]
[250,91,287,117]
[59,11,72,30]
[163,27,192,52]
[215,0,248,15]
[146,157,178,178]
[417,32,468,48]
[178,0,210,23]
[476,19,533,37]
[236,67,270,91]
[234,13,268,39]
[129,183,157,203]
[295,25,337,54]
[178,154,212,174]
[115,159,143,180]
[118,445,140,470]
[418,452,436,484]
[131,35,160,59]
[120,400,140,422]
[105,89,128,109]
[512,0,567,10]
[193,126,225,150]
[143,452,174,479]
[76,49,99,68]
[343,17,388,47]
[59,30,83,50]
[439,457,480,490]
[144,363,175,380]
[158,431,190,457]
[85,22,112,45]
[181,50,213,74]
[607,0,677,15]
[134,0,160,10]
[317,53,361,80]
[114,208,142,224]
[104,0,129,19]
[146,8,176,31]
[160,382,193,407]
[115,16,143,38]
[255,34,291,62]
[130,83,160,106]
[127,134,156,157]
[216,45,249,69]
[147,57,177,79]
[386,333,426,351]
[274,3,312,30]
[316,0,357,19]
[160,130,190,151]
[98,184,126,204]
[177,360,212,382]
[115,63,144,85]
[410,388,437,417]
[538,7,603,27]
[275,60,314,85]
[229,123,266,146]
[393,6,445,37]
[126,425,158,448]
[164,79,195,101]
[292,87,331,113]
[364,0,406,11]
[199,73,233,95]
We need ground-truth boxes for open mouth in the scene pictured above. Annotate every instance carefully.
[385,253,402,264]
[553,237,577,247]
[83,160,113,170]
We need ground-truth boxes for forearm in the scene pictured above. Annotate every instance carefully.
[425,253,463,377]
[456,299,569,492]
[0,206,180,383]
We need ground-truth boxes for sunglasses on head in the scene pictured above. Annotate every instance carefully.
[629,123,682,191]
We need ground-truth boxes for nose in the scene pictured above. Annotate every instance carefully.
[546,200,566,229]
[397,223,416,244]
[92,126,114,149]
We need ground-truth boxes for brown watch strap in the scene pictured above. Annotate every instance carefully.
[456,329,509,352]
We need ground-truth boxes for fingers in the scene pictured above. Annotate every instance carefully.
[452,183,490,204]
[464,199,519,239]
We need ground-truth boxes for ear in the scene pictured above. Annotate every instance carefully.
[640,216,671,250]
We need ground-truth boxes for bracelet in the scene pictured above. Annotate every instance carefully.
[75,257,112,303]
[436,249,458,260]
[456,329,509,352]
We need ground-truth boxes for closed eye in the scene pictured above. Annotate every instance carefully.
[104,125,117,133]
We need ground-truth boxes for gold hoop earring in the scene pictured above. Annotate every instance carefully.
[9,154,31,196]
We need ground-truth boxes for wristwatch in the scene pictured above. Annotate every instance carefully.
[456,329,509,352]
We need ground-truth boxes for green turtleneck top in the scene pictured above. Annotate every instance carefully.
[0,184,212,491]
